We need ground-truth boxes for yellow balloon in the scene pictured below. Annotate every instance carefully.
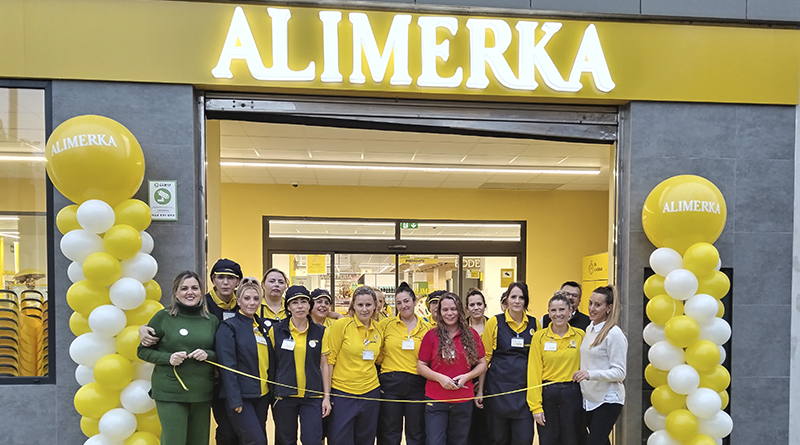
[82,252,122,287]
[67,280,112,317]
[144,280,162,301]
[45,115,145,206]
[69,311,91,336]
[80,416,100,437]
[719,390,729,410]
[651,384,686,415]
[126,300,164,326]
[699,365,731,392]
[135,407,162,436]
[114,199,152,232]
[685,340,721,373]
[645,364,669,388]
[683,243,719,278]
[684,434,717,445]
[665,315,700,348]
[717,300,725,318]
[646,294,684,325]
[94,354,134,390]
[665,409,699,442]
[641,175,727,255]
[57,205,81,234]
[115,325,144,362]
[103,224,142,260]
[124,431,160,445]
[697,271,730,299]
[73,382,121,419]
[644,274,666,300]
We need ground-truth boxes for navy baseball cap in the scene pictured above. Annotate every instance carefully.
[210,258,243,280]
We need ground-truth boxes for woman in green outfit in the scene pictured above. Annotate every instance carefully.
[137,270,219,445]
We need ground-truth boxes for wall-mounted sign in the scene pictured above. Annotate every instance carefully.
[500,268,514,287]
[400,222,419,229]
[307,254,327,274]
[148,181,177,221]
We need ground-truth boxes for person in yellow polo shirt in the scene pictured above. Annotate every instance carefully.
[376,282,432,445]
[310,288,338,328]
[260,268,288,325]
[527,291,585,445]
[322,286,383,445]
[268,285,330,445]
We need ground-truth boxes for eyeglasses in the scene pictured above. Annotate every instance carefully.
[564,292,580,298]
[241,277,260,285]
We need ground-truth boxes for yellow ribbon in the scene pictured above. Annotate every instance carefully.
[174,360,555,404]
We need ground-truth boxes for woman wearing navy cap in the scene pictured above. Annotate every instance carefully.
[311,288,337,328]
[268,285,330,445]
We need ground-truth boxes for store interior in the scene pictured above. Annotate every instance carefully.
[208,117,614,319]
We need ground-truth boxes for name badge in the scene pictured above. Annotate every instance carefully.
[281,339,296,351]
[362,350,375,361]
[544,342,557,352]
[222,312,235,320]
[402,339,415,350]
[511,338,524,348]
[255,334,268,346]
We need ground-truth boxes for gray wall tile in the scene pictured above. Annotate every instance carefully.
[532,0,639,15]
[735,106,795,160]
[0,386,57,444]
[56,384,84,443]
[417,0,530,8]
[641,0,746,19]
[747,0,800,22]
[734,159,794,233]
[731,305,790,377]
[730,377,790,444]
[732,232,792,305]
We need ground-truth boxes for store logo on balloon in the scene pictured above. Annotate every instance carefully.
[662,201,722,214]
[50,133,118,155]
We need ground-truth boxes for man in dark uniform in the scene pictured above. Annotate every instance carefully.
[140,258,243,445]
[541,281,591,331]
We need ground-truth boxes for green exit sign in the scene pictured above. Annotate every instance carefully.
[401,222,418,229]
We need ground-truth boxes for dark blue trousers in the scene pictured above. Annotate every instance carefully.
[227,395,270,445]
[487,410,535,445]
[273,397,324,445]
[214,385,240,445]
[538,382,582,445]
[328,387,381,445]
[424,400,472,445]
[378,372,426,445]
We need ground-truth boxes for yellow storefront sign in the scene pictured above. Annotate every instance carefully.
[307,255,327,275]
[580,252,609,312]
[1,0,798,104]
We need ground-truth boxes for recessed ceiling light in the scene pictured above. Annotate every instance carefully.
[221,160,600,175]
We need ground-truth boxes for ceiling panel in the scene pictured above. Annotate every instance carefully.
[219,120,246,136]
[468,143,527,156]
[359,179,403,187]
[510,156,568,166]
[252,149,309,160]
[412,153,466,164]
[461,154,518,165]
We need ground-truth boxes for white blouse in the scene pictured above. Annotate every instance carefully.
[579,321,628,411]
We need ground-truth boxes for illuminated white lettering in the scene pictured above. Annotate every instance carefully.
[516,21,578,92]
[417,16,462,88]
[567,24,615,93]
[319,11,343,83]
[350,13,412,85]
[465,19,531,90]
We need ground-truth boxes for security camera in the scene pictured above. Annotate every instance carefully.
[291,182,299,188]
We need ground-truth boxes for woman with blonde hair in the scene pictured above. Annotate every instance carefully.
[572,285,627,445]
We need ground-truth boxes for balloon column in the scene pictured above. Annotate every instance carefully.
[642,175,732,445]
[47,116,163,445]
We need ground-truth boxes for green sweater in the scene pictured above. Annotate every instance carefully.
[137,303,219,403]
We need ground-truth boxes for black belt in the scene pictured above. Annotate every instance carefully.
[542,381,579,386]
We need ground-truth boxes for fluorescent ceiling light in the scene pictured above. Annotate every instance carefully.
[222,160,600,175]
[0,232,20,239]
[0,217,19,221]
[270,220,394,227]
[0,155,45,162]
[402,236,521,242]
[269,234,395,240]
[410,223,521,228]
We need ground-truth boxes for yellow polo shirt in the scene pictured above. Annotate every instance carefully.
[260,303,286,321]
[322,316,382,395]
[527,325,585,414]
[377,315,432,374]
[268,319,318,398]
[251,316,270,396]
[482,310,539,364]
[211,288,236,310]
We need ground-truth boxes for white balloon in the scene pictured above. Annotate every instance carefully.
[69,333,116,367]
[139,231,154,254]
[60,230,104,263]
[644,406,667,432]
[120,253,158,283]
[668,364,700,395]
[684,294,719,325]
[75,365,95,386]
[109,277,147,310]
[718,345,727,365]
[715,259,722,271]
[84,435,123,445]
[121,379,156,414]
[68,261,86,283]
[698,410,733,438]
[699,318,732,345]
[88,305,127,337]
[715,439,722,445]
[650,248,684,277]
[643,323,667,347]
[133,361,155,381]
[664,269,699,301]
[77,199,116,234]
[98,408,137,441]
[648,341,685,371]
[687,388,723,419]
[647,430,680,445]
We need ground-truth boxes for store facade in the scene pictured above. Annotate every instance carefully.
[0,0,798,444]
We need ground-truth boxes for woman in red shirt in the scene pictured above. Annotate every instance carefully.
[417,292,487,445]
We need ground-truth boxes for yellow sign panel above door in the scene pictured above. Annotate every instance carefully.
[2,0,799,104]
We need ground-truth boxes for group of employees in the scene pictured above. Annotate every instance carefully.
[135,258,628,445]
